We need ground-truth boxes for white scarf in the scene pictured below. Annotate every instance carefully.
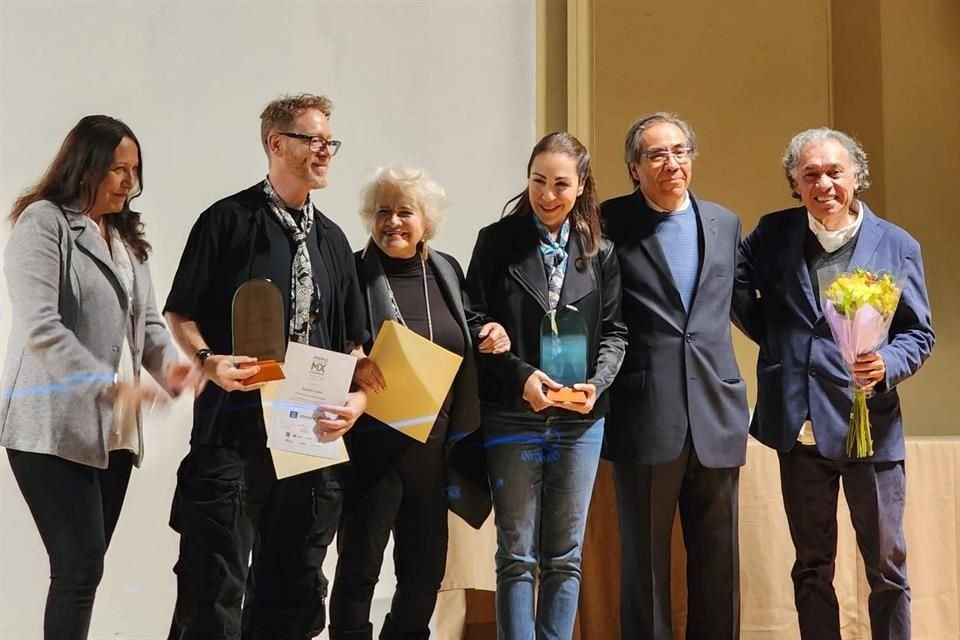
[807,202,863,253]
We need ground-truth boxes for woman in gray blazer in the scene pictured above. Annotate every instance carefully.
[0,115,194,639]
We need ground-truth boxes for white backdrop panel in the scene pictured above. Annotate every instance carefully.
[0,1,535,638]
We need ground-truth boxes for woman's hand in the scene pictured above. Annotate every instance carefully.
[477,322,511,354]
[163,362,205,397]
[353,357,386,393]
[107,380,167,416]
[557,382,597,415]
[522,370,562,412]
[202,354,267,392]
[313,390,368,441]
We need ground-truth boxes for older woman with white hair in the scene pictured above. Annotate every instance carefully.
[328,166,509,640]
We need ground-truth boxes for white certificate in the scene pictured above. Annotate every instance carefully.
[264,342,356,477]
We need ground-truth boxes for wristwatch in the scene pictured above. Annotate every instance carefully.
[194,348,214,366]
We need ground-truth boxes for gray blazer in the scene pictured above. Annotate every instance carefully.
[0,200,180,468]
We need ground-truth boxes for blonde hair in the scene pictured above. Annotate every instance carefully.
[259,93,334,153]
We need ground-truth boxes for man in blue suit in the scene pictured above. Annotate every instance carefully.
[602,113,749,640]
[735,128,935,640]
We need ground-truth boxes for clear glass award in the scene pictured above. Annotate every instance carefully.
[232,279,286,385]
[540,305,588,403]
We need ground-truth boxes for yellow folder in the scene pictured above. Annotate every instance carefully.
[365,320,464,442]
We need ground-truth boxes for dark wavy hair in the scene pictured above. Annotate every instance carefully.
[8,115,151,262]
[502,131,601,264]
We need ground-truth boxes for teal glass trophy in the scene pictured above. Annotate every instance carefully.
[232,279,286,384]
[539,305,588,403]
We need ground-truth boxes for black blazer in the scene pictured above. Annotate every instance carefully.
[464,213,627,420]
[601,191,749,468]
[344,244,491,529]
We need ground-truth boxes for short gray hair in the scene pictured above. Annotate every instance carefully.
[358,166,447,243]
[782,127,871,199]
[623,112,698,188]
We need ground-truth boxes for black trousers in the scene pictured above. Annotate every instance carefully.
[328,435,449,640]
[167,445,343,640]
[613,435,741,640]
[779,444,910,640]
[7,448,134,640]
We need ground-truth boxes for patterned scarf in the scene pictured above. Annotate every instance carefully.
[262,178,316,344]
[533,215,570,310]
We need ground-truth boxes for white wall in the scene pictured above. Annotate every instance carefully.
[0,1,535,638]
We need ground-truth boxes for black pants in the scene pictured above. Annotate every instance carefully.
[7,448,134,640]
[613,435,741,640]
[167,445,343,640]
[779,444,910,640]
[329,436,449,640]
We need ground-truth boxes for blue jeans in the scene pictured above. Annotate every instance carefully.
[483,408,604,640]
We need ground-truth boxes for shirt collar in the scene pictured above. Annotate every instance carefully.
[806,200,863,252]
[642,190,690,213]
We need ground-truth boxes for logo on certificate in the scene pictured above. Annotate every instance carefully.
[310,357,328,374]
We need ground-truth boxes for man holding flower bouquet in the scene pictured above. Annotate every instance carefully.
[734,128,935,640]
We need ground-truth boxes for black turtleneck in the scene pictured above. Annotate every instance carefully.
[376,245,465,359]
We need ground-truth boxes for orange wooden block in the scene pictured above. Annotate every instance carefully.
[547,387,587,403]
[238,360,285,385]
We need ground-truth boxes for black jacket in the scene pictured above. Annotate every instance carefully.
[464,213,627,420]
[164,183,368,449]
[344,244,491,529]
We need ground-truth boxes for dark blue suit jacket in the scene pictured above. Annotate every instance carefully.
[602,191,750,468]
[734,204,935,462]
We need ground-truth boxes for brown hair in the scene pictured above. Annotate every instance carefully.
[502,131,602,261]
[9,115,151,262]
[259,93,334,153]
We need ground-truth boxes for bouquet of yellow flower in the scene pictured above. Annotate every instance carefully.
[822,268,902,458]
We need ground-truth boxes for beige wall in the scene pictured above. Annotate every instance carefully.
[0,2,537,636]
[867,0,959,435]
[543,0,958,435]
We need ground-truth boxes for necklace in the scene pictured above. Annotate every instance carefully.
[384,256,434,341]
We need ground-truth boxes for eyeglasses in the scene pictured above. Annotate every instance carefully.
[639,147,694,165]
[278,132,343,157]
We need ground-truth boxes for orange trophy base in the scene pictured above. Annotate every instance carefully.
[239,360,285,385]
[546,387,587,404]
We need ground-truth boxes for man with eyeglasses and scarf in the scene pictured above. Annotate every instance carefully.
[163,93,381,640]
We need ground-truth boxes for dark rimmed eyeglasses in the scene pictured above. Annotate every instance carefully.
[278,132,343,157]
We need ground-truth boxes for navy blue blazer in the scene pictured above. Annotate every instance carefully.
[734,203,935,462]
[602,191,749,468]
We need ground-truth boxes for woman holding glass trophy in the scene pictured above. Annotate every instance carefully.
[464,132,627,640]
